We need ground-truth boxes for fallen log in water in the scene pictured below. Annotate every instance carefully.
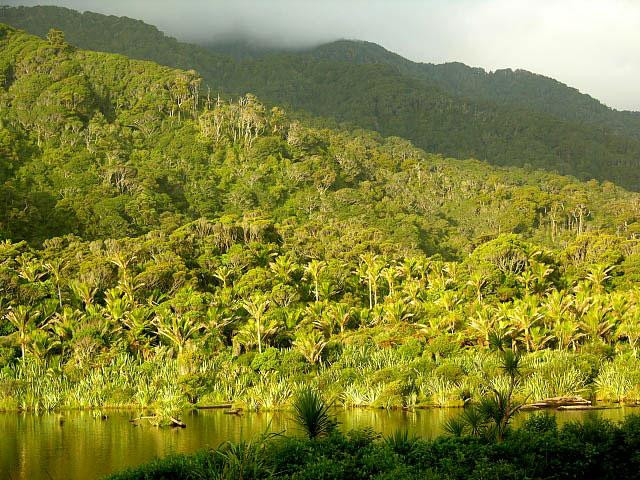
[556,405,620,411]
[129,415,186,427]
[224,408,243,416]
[525,396,591,409]
[196,404,233,410]
[169,416,187,428]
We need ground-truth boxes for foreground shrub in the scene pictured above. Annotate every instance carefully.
[292,386,336,439]
[107,414,640,480]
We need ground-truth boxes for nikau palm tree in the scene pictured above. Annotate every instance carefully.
[304,260,326,302]
[240,294,273,353]
[5,306,36,360]
[357,253,383,309]
[154,308,203,356]
[293,329,327,365]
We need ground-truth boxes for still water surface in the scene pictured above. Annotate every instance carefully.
[1,407,634,480]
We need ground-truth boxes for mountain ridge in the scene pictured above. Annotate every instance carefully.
[2,5,640,191]
[2,22,640,253]
[304,38,640,133]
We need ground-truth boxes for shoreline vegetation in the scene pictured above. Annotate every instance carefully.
[4,225,640,426]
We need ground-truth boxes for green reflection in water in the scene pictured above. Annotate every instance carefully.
[0,407,634,480]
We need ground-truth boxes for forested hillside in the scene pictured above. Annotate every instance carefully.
[3,5,640,190]
[3,23,640,423]
[308,39,640,139]
[1,23,639,254]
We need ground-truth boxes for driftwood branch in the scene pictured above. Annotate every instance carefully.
[130,415,186,428]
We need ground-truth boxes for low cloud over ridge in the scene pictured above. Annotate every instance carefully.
[5,0,640,111]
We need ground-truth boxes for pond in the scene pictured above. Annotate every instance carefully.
[0,407,634,480]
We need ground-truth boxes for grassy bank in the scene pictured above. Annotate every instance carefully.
[3,346,640,417]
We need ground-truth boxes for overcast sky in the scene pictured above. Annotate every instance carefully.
[7,0,640,111]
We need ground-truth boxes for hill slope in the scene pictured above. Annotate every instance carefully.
[2,5,640,190]
[1,22,640,258]
[4,20,640,437]
[307,39,640,139]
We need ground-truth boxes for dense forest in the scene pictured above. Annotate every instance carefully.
[3,5,640,190]
[3,4,640,478]
[2,24,640,436]
[2,22,640,251]
[308,39,640,139]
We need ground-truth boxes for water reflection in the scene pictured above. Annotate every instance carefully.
[0,407,633,480]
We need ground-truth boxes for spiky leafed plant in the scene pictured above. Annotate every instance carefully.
[460,405,486,437]
[216,430,280,480]
[480,348,527,442]
[384,429,418,455]
[292,386,335,439]
[293,329,327,365]
[443,416,467,437]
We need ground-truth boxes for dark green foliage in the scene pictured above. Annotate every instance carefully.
[105,450,220,480]
[4,6,640,189]
[384,429,418,455]
[442,416,467,438]
[215,435,277,479]
[106,415,640,479]
[292,386,335,439]
[521,412,558,435]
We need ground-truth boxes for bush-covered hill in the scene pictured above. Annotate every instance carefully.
[4,22,640,429]
[308,39,640,140]
[3,5,640,190]
[1,23,640,254]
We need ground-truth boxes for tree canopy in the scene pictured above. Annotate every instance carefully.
[3,6,640,189]
[2,21,640,425]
